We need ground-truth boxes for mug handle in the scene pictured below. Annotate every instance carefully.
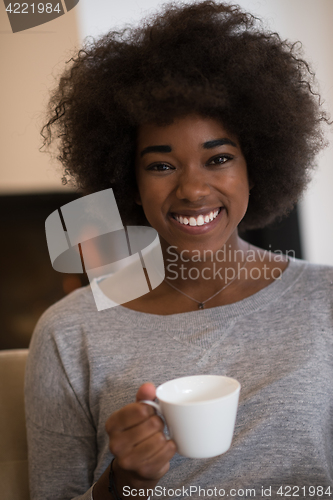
[139,400,170,439]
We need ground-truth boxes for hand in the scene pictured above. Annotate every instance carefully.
[105,383,177,488]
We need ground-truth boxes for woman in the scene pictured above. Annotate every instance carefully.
[25,2,332,499]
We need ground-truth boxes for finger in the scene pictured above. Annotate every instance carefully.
[105,402,155,435]
[109,414,164,457]
[133,435,177,466]
[118,433,177,478]
[136,382,156,402]
[136,440,176,480]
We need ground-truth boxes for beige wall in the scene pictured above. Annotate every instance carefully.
[0,3,80,193]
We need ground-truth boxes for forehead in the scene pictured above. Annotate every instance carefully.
[136,114,239,148]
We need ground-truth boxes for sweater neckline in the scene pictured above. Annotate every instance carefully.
[112,258,307,330]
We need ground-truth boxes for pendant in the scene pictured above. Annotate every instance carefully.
[198,303,204,309]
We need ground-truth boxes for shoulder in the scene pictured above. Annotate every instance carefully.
[38,284,96,325]
[28,286,95,370]
[29,284,142,355]
[289,257,333,279]
[32,284,110,339]
[28,285,104,363]
[285,257,333,300]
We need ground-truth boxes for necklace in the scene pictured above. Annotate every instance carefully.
[164,242,251,309]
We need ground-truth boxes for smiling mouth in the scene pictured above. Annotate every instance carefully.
[172,208,222,227]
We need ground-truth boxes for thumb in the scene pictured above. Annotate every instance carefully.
[136,382,156,402]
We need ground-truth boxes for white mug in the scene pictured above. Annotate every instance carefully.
[141,374,240,459]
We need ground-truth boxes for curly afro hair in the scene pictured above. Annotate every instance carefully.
[42,1,330,229]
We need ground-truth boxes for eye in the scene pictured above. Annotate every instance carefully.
[207,154,233,166]
[147,163,175,171]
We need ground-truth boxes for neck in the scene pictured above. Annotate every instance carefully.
[162,236,250,296]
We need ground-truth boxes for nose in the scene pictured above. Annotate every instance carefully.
[175,167,211,202]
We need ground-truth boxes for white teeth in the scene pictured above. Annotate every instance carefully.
[197,215,205,226]
[174,209,221,226]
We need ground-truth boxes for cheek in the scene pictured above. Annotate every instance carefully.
[230,166,250,193]
[137,176,168,208]
[220,172,249,197]
[137,181,152,206]
[134,173,148,206]
[224,170,250,216]
[135,182,158,218]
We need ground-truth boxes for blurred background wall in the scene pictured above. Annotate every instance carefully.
[0,0,332,348]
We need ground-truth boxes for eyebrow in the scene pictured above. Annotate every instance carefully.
[140,138,237,157]
[203,138,237,149]
[140,145,172,157]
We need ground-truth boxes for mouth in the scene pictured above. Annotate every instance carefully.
[171,208,222,227]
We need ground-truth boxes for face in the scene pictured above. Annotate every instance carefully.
[135,114,250,257]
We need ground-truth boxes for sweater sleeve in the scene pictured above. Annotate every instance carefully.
[25,309,98,500]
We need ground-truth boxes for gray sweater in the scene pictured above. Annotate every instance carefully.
[25,258,333,500]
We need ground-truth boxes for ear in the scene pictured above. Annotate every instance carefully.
[246,168,254,191]
[135,191,142,205]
